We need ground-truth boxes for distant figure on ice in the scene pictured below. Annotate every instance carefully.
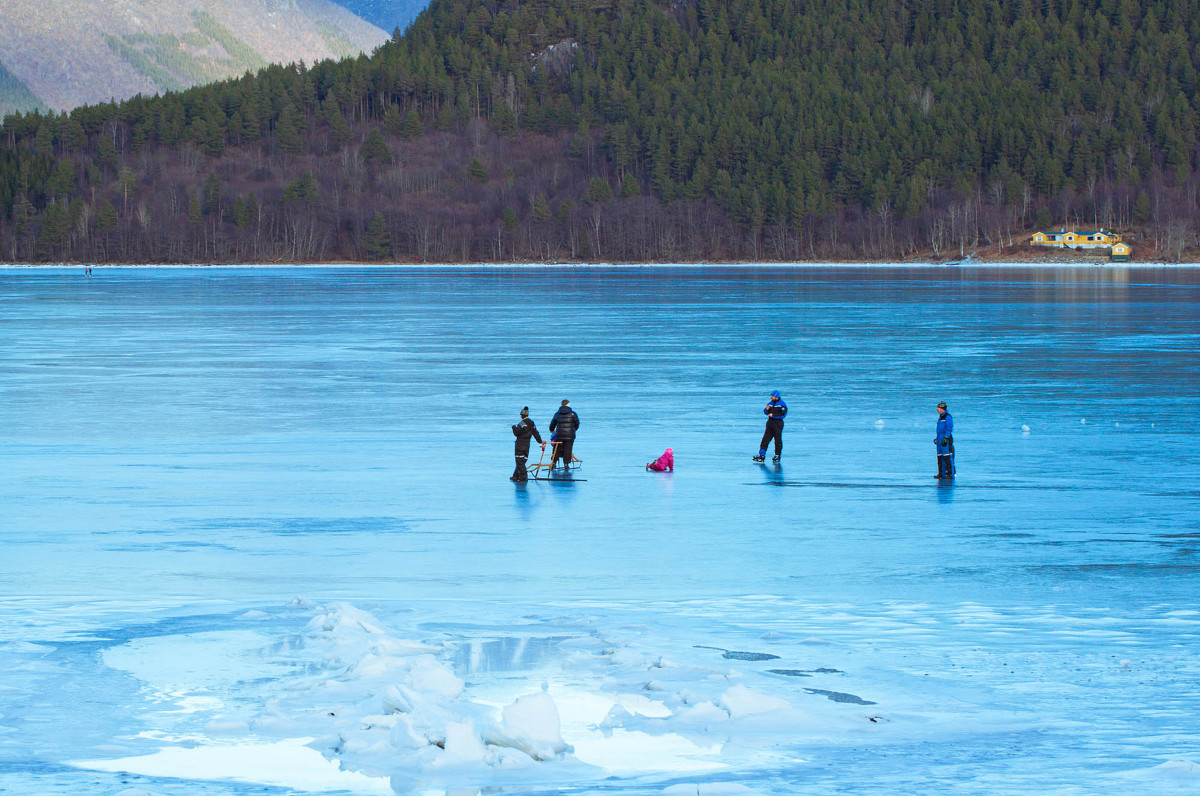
[935,400,955,479]
[753,390,787,463]
[646,448,674,472]
[510,406,544,482]
[549,399,580,469]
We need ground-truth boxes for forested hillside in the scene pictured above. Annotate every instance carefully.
[3,0,1199,263]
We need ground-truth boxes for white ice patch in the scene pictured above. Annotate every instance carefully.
[75,601,903,791]
[1116,759,1200,781]
[102,630,288,691]
[718,686,790,719]
[250,603,574,782]
[572,728,725,775]
[74,738,391,794]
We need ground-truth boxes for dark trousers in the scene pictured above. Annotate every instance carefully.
[760,420,783,456]
[937,454,955,478]
[552,439,574,468]
[512,454,528,481]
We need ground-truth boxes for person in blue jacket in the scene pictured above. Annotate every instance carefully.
[753,390,788,463]
[935,400,955,479]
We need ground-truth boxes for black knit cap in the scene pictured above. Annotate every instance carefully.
[520,406,529,417]
[937,401,947,409]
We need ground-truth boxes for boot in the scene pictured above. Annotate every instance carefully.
[772,454,781,463]
[752,454,765,462]
[934,455,945,479]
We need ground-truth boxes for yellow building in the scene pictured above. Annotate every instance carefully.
[1111,242,1132,262]
[1031,229,1122,249]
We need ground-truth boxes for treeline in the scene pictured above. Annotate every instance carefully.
[3,0,1200,263]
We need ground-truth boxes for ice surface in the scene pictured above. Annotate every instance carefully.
[1,265,1199,794]
[76,739,393,793]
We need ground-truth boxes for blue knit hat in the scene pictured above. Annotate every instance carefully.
[770,390,781,399]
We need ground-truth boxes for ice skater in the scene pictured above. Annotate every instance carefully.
[549,399,580,469]
[510,406,544,482]
[646,448,674,471]
[753,390,787,463]
[934,400,955,479]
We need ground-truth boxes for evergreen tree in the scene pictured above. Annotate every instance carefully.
[46,160,76,199]
[361,128,391,165]
[34,124,53,157]
[1034,206,1053,231]
[234,193,258,229]
[203,173,222,216]
[530,193,551,223]
[275,104,303,154]
[468,157,488,182]
[37,202,68,255]
[97,199,119,231]
[363,212,392,259]
[491,106,517,138]
[283,172,318,203]
[1132,190,1152,223]
[383,104,405,137]
[584,177,612,204]
[400,108,422,140]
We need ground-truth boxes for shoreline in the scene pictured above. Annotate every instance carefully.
[3,261,1199,270]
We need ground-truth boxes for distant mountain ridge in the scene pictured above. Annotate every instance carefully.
[0,0,388,114]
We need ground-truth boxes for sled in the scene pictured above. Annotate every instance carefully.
[528,440,585,481]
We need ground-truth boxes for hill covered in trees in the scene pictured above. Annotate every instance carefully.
[3,0,1199,264]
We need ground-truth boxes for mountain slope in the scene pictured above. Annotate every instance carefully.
[0,0,387,112]
[0,59,47,117]
[3,0,1199,263]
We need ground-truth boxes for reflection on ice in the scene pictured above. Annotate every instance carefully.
[450,635,572,676]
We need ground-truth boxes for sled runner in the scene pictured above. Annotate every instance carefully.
[528,440,585,481]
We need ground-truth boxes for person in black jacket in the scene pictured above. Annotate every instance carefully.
[549,399,580,469]
[511,407,543,482]
[753,390,788,463]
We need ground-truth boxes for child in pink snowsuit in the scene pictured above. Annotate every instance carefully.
[646,448,674,471]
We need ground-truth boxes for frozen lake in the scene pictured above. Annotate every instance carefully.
[1,265,1198,794]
